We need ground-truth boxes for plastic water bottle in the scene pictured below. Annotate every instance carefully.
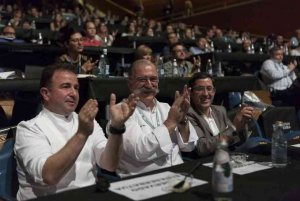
[95,54,105,77]
[31,20,36,30]
[157,56,165,77]
[272,121,287,168]
[206,59,213,75]
[37,32,43,45]
[172,59,179,77]
[250,44,255,54]
[284,45,289,55]
[258,47,264,54]
[212,140,233,201]
[77,55,82,74]
[227,44,232,53]
[205,43,210,53]
[103,49,110,77]
[210,41,215,52]
[216,61,223,77]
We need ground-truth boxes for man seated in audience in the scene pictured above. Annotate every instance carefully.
[0,25,25,43]
[116,59,198,176]
[56,27,97,74]
[162,32,179,60]
[260,46,298,107]
[82,20,102,47]
[187,72,254,157]
[14,64,138,200]
[189,37,209,55]
[290,29,300,48]
[241,38,252,53]
[163,42,200,77]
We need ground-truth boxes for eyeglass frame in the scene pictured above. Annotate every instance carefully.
[130,76,159,84]
[192,85,216,93]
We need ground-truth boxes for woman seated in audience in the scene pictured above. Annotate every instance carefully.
[121,21,136,37]
[134,44,154,62]
[143,27,154,37]
[9,8,23,28]
[50,12,67,32]
[183,28,193,40]
[56,27,97,74]
[97,23,116,47]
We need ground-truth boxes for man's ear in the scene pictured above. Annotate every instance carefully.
[40,87,50,101]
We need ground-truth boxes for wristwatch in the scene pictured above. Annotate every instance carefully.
[109,124,126,135]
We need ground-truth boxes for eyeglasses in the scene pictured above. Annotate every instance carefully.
[132,76,159,84]
[193,86,215,93]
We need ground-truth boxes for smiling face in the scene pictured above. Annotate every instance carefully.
[40,70,79,116]
[128,60,159,108]
[191,77,215,115]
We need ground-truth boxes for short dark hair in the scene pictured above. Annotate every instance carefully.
[170,42,185,53]
[40,63,76,89]
[188,72,214,90]
[59,26,82,45]
[269,46,283,56]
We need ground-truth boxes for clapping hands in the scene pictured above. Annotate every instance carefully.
[109,93,139,128]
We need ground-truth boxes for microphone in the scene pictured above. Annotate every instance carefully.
[172,161,202,190]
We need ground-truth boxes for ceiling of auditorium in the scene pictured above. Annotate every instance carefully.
[95,0,253,19]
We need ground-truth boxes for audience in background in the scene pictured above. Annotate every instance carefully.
[121,21,137,37]
[50,12,66,32]
[0,25,25,43]
[260,46,297,107]
[162,32,179,60]
[290,29,300,48]
[189,37,209,55]
[56,27,97,74]
[134,44,153,62]
[97,23,116,47]
[163,42,200,77]
[81,21,102,47]
[9,8,23,28]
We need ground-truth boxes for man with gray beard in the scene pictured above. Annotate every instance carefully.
[115,59,198,177]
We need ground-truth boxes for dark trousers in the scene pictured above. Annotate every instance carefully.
[271,83,300,113]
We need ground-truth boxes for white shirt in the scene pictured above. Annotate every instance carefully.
[14,108,107,200]
[260,59,296,90]
[202,109,220,136]
[117,100,198,177]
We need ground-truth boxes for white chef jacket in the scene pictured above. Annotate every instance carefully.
[117,100,198,177]
[14,107,107,200]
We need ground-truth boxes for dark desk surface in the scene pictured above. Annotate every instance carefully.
[0,44,134,70]
[30,152,300,201]
[0,76,262,94]
[0,43,134,55]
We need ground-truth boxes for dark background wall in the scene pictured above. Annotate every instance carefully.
[89,0,300,37]
[179,0,300,37]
